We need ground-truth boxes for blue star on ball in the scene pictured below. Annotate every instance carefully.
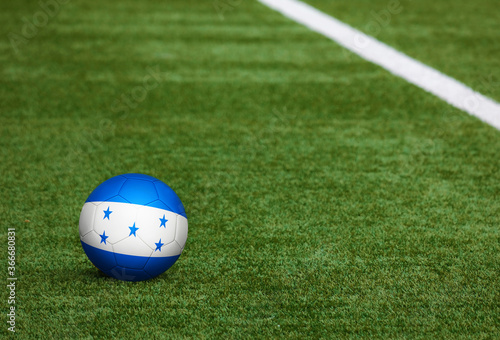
[155,239,164,252]
[103,207,112,220]
[100,231,109,244]
[159,214,168,228]
[129,223,139,237]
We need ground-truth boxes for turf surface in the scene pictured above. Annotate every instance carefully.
[1,0,499,338]
[305,0,500,102]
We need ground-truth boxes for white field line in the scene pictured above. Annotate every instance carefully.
[258,0,500,130]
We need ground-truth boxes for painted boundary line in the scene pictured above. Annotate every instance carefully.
[258,0,500,130]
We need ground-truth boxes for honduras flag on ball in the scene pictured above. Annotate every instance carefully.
[79,174,187,282]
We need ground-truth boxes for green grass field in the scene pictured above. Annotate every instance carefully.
[1,0,499,338]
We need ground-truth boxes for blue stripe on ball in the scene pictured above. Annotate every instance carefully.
[81,241,180,282]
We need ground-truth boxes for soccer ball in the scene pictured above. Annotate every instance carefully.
[79,173,188,281]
